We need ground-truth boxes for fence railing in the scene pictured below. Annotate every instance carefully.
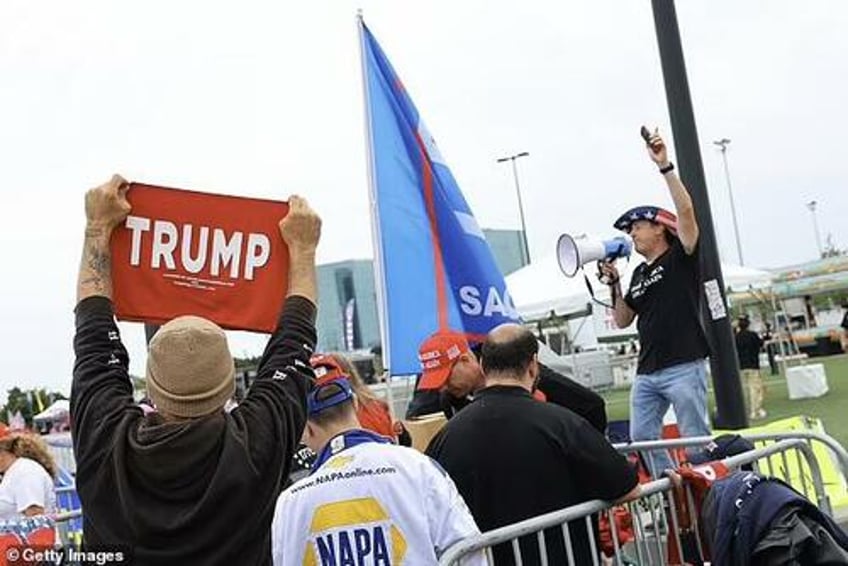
[438,437,831,565]
[54,509,83,549]
[614,430,848,514]
[32,428,848,564]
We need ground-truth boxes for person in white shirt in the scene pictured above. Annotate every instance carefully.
[272,377,487,565]
[0,433,57,520]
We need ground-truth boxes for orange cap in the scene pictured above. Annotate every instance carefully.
[417,331,470,391]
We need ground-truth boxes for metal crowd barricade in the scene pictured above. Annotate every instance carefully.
[438,439,825,565]
[54,509,83,550]
[54,485,83,546]
[613,430,848,514]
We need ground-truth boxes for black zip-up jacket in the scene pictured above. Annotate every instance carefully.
[71,296,316,565]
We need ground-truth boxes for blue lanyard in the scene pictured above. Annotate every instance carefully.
[311,429,392,473]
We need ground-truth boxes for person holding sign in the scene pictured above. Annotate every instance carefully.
[72,175,321,565]
[599,128,710,477]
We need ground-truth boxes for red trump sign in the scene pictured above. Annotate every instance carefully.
[111,183,289,333]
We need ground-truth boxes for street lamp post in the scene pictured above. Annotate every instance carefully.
[496,152,531,265]
[806,200,823,258]
[713,138,744,266]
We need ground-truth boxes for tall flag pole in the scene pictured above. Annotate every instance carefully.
[357,12,393,376]
[358,17,521,377]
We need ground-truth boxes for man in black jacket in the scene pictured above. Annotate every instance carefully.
[72,175,321,565]
[427,324,638,565]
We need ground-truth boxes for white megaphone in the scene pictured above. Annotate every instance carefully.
[556,233,632,278]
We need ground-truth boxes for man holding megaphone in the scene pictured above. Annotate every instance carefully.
[599,127,710,477]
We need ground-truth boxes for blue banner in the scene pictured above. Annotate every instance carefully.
[360,20,521,376]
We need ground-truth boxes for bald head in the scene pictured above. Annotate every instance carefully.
[482,324,539,380]
[488,323,529,344]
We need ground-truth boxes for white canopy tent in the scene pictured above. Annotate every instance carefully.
[722,263,774,293]
[33,399,70,423]
[506,253,773,323]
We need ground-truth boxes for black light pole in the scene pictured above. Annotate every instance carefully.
[651,0,747,428]
[496,152,532,265]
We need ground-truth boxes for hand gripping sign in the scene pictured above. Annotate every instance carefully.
[111,183,289,333]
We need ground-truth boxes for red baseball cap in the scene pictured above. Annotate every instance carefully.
[417,331,471,391]
[310,354,348,386]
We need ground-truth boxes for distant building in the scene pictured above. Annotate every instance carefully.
[482,228,529,276]
[316,259,380,353]
[315,229,528,352]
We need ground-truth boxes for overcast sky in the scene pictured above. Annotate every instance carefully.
[1,1,846,399]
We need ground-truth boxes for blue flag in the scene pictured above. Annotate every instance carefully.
[359,19,521,376]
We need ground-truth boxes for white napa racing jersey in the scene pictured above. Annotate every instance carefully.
[272,438,486,565]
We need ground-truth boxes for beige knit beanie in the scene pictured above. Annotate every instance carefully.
[146,315,235,418]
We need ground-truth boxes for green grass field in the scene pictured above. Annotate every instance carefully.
[601,354,848,448]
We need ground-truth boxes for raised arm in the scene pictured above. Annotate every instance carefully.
[646,129,699,255]
[279,195,321,303]
[77,175,131,303]
[233,195,322,472]
[72,175,136,475]
[252,194,322,380]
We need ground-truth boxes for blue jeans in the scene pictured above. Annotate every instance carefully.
[630,360,711,477]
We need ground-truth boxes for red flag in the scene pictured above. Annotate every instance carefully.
[110,183,289,333]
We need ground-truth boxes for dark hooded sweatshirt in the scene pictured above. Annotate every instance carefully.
[71,295,316,565]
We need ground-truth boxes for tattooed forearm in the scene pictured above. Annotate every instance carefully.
[87,244,111,277]
[77,228,114,303]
